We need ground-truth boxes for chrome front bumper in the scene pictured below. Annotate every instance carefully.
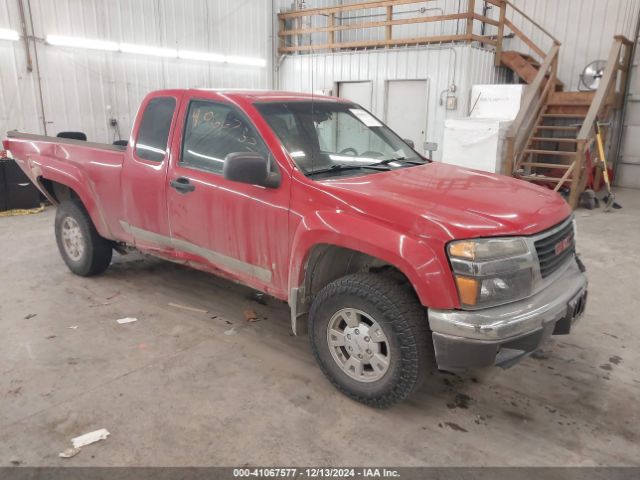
[428,259,588,370]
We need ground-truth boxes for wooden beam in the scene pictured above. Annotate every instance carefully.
[279,12,468,37]
[473,13,500,27]
[554,161,576,192]
[278,34,469,53]
[471,34,497,46]
[385,5,392,41]
[328,13,336,50]
[568,142,585,208]
[278,0,430,19]
[466,0,476,38]
[495,0,506,66]
[577,38,624,141]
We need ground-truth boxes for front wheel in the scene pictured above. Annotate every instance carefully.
[309,273,432,408]
[55,200,113,276]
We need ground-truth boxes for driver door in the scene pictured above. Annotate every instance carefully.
[166,96,291,297]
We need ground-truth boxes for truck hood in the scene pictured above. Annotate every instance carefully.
[319,162,571,241]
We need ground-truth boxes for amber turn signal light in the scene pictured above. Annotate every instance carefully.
[448,241,476,259]
[455,275,479,306]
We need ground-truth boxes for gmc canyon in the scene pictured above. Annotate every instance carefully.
[3,89,588,407]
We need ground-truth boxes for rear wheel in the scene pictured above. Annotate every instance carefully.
[309,273,432,408]
[55,200,113,276]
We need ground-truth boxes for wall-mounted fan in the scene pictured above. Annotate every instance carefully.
[579,60,607,91]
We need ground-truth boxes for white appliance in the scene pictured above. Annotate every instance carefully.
[441,84,524,173]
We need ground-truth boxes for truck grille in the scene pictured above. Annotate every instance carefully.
[534,219,575,278]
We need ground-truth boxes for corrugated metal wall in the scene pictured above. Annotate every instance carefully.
[276,0,640,91]
[279,44,508,160]
[506,0,640,91]
[0,0,273,143]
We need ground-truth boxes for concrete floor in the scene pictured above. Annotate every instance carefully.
[1,188,639,467]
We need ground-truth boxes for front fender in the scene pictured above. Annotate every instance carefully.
[288,210,459,310]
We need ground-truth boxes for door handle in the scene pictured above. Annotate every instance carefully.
[170,177,196,193]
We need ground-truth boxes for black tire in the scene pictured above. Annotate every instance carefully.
[309,273,432,408]
[55,199,113,276]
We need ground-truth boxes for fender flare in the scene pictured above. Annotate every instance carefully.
[287,210,458,310]
[32,154,112,239]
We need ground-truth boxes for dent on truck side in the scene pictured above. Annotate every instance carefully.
[287,208,459,334]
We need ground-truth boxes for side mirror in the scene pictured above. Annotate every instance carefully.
[403,138,415,149]
[223,152,280,188]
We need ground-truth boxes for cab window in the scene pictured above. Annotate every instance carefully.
[135,97,176,162]
[181,100,271,174]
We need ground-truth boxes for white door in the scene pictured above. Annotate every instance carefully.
[338,81,373,110]
[385,80,429,153]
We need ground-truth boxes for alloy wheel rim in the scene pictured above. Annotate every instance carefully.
[326,308,390,383]
[61,217,85,261]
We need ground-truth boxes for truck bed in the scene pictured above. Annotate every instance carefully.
[5,130,127,240]
[6,130,126,153]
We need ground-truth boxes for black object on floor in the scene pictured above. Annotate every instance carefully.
[0,161,7,212]
[1,159,40,210]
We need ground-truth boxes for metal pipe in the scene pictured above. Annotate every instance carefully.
[327,7,439,21]
[16,0,32,71]
[25,0,48,135]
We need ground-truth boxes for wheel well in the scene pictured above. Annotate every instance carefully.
[292,244,415,334]
[39,178,78,204]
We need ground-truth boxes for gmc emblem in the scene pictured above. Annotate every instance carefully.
[555,235,572,255]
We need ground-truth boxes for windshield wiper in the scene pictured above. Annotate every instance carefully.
[373,156,427,166]
[307,163,391,177]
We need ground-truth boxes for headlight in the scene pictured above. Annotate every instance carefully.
[448,238,534,309]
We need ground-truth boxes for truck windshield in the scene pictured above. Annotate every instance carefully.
[255,101,426,178]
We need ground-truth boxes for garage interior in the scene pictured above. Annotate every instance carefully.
[1,0,640,470]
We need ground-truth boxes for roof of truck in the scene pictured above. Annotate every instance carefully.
[186,88,347,103]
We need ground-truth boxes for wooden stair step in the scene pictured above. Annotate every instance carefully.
[520,162,573,168]
[531,137,579,143]
[500,51,539,83]
[547,91,596,106]
[518,175,573,183]
[518,52,541,67]
[524,149,576,156]
[534,126,579,132]
[500,51,565,90]
[541,113,586,118]
[546,105,590,116]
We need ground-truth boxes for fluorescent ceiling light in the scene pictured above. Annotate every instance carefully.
[178,50,225,63]
[179,50,266,67]
[43,34,265,67]
[46,34,118,51]
[120,43,177,58]
[225,55,267,67]
[0,28,20,41]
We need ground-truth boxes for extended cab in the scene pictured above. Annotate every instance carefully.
[4,89,588,407]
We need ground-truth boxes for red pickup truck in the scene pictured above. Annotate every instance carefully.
[4,89,587,407]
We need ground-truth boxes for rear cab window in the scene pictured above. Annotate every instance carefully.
[135,97,177,162]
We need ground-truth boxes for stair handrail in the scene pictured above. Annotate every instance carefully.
[576,36,632,142]
[503,1,560,47]
[503,44,559,175]
[566,35,634,207]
